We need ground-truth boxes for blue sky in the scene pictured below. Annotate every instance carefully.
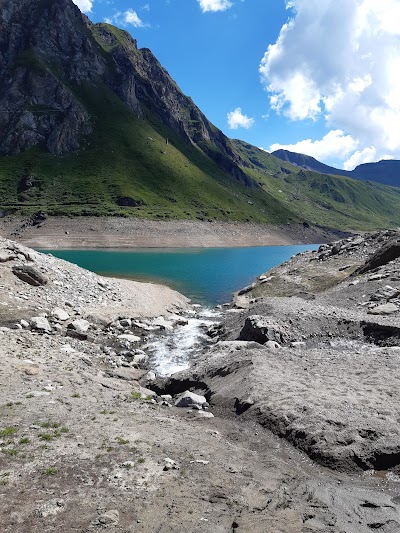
[74,0,400,170]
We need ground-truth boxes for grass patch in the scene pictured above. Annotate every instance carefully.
[0,427,17,438]
[2,449,18,456]
[43,467,58,476]
[130,392,142,401]
[115,437,129,445]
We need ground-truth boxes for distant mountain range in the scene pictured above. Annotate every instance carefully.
[0,0,400,231]
[272,149,400,188]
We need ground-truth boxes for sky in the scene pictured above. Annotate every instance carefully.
[72,0,400,170]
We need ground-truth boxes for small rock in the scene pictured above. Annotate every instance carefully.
[70,319,90,334]
[117,334,141,343]
[98,510,119,525]
[264,340,281,350]
[52,308,70,321]
[35,499,65,518]
[163,458,179,471]
[30,316,52,332]
[195,411,215,419]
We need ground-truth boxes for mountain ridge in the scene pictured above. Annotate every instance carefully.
[272,149,400,187]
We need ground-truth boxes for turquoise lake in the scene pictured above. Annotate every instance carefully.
[39,245,318,306]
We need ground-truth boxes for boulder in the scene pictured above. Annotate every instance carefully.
[239,315,288,345]
[368,303,398,315]
[12,265,48,286]
[175,390,207,408]
[30,316,51,332]
[356,239,400,274]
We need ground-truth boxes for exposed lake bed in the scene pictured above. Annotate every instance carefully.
[1,230,400,532]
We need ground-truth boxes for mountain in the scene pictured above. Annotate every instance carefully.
[1,0,400,231]
[271,149,351,178]
[272,149,400,187]
[352,160,400,187]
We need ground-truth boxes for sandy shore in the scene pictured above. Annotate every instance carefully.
[0,216,351,249]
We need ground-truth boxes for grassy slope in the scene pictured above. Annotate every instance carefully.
[1,20,400,230]
[0,80,297,223]
[233,140,400,231]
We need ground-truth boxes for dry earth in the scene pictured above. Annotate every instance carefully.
[1,231,400,532]
[0,216,350,249]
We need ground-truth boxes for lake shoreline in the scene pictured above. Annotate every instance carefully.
[0,216,353,249]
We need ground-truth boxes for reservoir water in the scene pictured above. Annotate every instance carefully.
[39,245,318,306]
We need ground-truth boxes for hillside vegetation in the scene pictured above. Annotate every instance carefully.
[0,0,400,231]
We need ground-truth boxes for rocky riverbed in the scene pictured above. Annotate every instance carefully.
[1,231,400,532]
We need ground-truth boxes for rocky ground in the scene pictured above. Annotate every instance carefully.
[0,215,350,249]
[1,231,400,532]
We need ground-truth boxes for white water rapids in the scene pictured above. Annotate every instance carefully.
[145,307,222,377]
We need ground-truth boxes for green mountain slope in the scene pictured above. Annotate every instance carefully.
[0,0,400,231]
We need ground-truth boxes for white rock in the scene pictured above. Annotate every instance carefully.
[20,319,30,328]
[175,390,207,408]
[26,391,51,397]
[265,340,281,350]
[52,308,70,321]
[71,319,90,334]
[117,334,141,343]
[30,316,52,332]
[195,411,215,419]
[368,303,398,315]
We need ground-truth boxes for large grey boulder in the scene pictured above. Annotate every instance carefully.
[12,266,48,286]
[239,315,288,345]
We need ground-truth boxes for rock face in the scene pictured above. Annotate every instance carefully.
[0,0,249,185]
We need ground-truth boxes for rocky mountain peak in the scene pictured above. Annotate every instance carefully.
[0,0,251,186]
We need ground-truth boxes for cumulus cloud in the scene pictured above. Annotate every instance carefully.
[72,0,93,12]
[124,9,145,27]
[270,130,358,162]
[198,0,233,13]
[227,108,255,129]
[260,0,400,168]
[104,10,147,29]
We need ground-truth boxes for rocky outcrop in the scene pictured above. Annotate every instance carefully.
[0,0,252,186]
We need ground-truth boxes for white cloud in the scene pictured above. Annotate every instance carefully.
[105,10,148,29]
[260,0,400,166]
[227,108,255,129]
[198,0,233,13]
[270,130,358,162]
[124,9,145,27]
[72,0,93,12]
[343,147,377,171]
